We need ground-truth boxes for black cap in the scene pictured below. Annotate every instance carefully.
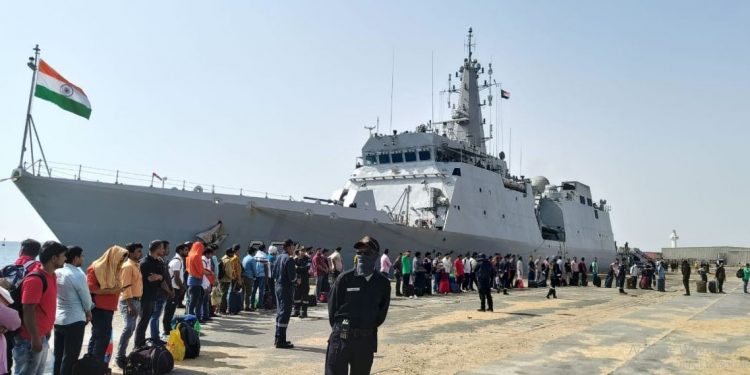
[353,235,380,253]
[283,239,294,247]
[232,243,241,251]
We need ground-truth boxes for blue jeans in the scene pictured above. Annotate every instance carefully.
[149,297,167,340]
[251,277,266,308]
[116,299,141,363]
[87,307,114,362]
[187,285,204,317]
[201,287,211,320]
[13,335,49,375]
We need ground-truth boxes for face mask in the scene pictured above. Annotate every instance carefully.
[356,251,377,276]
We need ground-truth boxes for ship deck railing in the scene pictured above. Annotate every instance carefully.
[19,160,296,201]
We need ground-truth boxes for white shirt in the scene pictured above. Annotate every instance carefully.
[202,256,211,289]
[571,260,579,272]
[380,254,392,273]
[442,257,453,273]
[463,258,471,273]
[168,256,184,289]
[469,258,478,272]
[516,260,523,278]
[329,252,343,272]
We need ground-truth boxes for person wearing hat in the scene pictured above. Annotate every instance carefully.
[272,239,297,349]
[325,235,390,374]
[475,254,495,312]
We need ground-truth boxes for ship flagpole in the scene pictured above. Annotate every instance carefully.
[18,44,40,170]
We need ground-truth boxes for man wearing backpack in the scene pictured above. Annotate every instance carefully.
[13,241,67,375]
[4,239,42,374]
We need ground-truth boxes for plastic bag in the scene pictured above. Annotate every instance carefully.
[193,320,202,333]
[166,328,185,361]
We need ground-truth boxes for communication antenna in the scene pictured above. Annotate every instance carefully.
[431,50,434,125]
[389,49,395,134]
[364,124,376,137]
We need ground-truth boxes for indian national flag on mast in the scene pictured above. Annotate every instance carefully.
[34,60,91,119]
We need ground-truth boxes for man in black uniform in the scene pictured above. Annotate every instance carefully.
[272,239,297,349]
[293,247,312,318]
[326,235,390,375]
[618,258,628,295]
[681,259,691,296]
[475,254,494,311]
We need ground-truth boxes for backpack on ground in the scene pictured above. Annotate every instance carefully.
[263,290,276,310]
[307,294,317,307]
[737,269,744,278]
[318,291,328,303]
[170,314,198,330]
[124,340,174,375]
[227,285,242,315]
[72,353,110,375]
[177,322,201,359]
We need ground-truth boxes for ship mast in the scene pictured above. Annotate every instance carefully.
[18,44,51,177]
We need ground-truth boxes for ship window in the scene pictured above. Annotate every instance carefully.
[452,168,461,176]
[579,196,586,205]
[419,150,431,161]
[404,151,417,162]
[391,152,404,163]
[378,154,391,164]
[595,210,599,219]
[587,198,593,206]
[365,154,377,165]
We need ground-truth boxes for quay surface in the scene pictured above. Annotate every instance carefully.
[66,272,749,375]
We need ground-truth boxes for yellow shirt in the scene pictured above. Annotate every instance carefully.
[120,258,143,300]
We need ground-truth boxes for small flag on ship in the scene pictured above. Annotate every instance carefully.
[34,60,92,119]
[500,89,510,99]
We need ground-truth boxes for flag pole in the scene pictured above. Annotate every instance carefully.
[18,44,40,169]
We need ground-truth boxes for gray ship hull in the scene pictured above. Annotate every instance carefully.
[13,171,617,265]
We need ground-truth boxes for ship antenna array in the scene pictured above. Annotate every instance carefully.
[18,44,51,177]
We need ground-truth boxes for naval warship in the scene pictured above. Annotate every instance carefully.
[10,29,616,263]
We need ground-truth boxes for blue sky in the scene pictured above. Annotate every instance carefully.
[1,1,748,251]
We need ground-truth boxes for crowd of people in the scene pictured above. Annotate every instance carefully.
[1,237,748,375]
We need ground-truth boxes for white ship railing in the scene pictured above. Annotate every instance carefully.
[20,160,296,201]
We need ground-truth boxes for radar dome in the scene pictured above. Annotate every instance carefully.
[530,176,550,195]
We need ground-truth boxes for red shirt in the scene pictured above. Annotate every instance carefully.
[454,258,465,277]
[14,256,41,273]
[19,269,57,340]
[86,266,119,311]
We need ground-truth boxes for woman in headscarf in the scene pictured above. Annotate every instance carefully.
[86,245,129,362]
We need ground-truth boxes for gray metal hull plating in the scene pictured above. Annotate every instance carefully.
[14,173,617,265]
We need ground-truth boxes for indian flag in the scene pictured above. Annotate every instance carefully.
[34,60,91,119]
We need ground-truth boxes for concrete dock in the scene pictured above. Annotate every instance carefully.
[91,273,749,374]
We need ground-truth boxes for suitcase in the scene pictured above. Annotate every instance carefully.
[708,280,717,293]
[228,286,242,315]
[696,281,707,293]
[627,277,637,289]
[593,276,601,287]
[528,280,537,288]
[604,276,612,288]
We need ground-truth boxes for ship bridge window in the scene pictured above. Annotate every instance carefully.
[419,150,432,161]
[365,154,377,165]
[587,198,592,206]
[404,151,417,162]
[391,152,404,163]
[579,196,586,205]
[378,154,391,164]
